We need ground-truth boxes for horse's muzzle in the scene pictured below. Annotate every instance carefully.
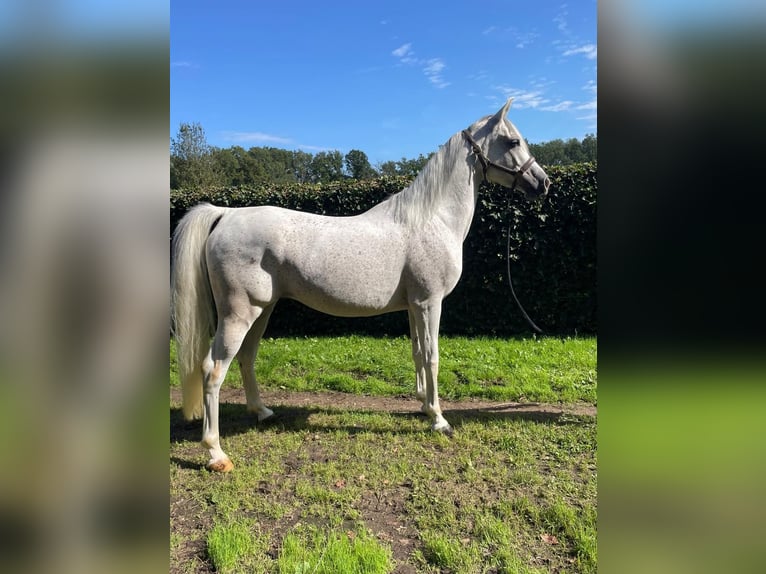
[519,164,550,200]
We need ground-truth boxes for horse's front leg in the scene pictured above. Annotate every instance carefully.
[410,300,452,435]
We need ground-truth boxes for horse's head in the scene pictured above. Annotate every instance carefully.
[465,99,550,200]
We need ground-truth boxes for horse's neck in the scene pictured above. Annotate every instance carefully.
[411,134,480,241]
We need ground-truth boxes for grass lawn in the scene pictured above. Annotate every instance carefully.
[170,335,596,404]
[170,335,596,573]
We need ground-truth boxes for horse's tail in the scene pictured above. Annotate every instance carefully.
[171,203,228,421]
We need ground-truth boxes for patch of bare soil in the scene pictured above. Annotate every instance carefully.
[170,495,215,574]
[170,387,596,419]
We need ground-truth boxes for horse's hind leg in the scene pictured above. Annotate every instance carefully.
[237,303,276,422]
[201,311,259,472]
[408,307,427,410]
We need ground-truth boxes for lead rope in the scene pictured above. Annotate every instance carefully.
[506,208,543,335]
[465,129,543,334]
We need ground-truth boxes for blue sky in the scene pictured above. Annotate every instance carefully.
[171,1,596,165]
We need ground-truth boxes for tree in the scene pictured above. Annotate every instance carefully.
[564,137,586,163]
[211,147,243,187]
[170,122,224,189]
[528,135,597,167]
[344,149,377,179]
[309,151,344,183]
[581,133,597,162]
[376,153,431,177]
[529,139,566,166]
[291,150,314,183]
[170,128,596,188]
[397,154,431,176]
[246,147,296,183]
[377,160,399,177]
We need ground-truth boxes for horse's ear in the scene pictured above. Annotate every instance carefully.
[492,98,513,123]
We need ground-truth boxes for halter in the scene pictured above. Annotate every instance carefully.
[462,129,544,334]
[462,129,537,189]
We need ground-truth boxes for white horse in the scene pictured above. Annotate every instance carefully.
[171,99,549,471]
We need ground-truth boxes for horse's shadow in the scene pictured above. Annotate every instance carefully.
[170,400,592,445]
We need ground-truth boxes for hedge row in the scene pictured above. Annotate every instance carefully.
[170,163,596,336]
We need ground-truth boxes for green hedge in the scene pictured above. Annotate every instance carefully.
[170,163,596,336]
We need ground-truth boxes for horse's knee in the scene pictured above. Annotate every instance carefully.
[205,363,224,384]
[202,354,214,376]
[424,357,439,371]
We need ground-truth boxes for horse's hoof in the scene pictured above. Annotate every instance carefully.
[432,421,454,437]
[257,407,274,422]
[248,405,274,422]
[206,458,234,473]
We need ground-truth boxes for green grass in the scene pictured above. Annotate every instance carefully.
[170,334,596,403]
[277,526,393,574]
[207,519,270,574]
[171,335,597,573]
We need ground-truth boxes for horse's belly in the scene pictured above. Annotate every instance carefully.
[282,263,408,317]
[292,292,407,317]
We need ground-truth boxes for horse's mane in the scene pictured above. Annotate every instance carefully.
[383,131,470,228]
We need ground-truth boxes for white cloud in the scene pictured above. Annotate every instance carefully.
[563,44,597,60]
[578,80,598,113]
[483,25,539,49]
[424,58,450,88]
[391,43,412,58]
[576,85,597,128]
[577,111,597,129]
[424,59,445,75]
[296,144,333,152]
[220,132,334,152]
[171,61,197,68]
[469,70,491,82]
[541,101,575,112]
[494,86,548,109]
[391,44,449,89]
[554,4,570,34]
[511,29,540,49]
[221,131,293,145]
[529,77,555,91]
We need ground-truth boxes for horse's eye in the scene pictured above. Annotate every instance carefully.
[508,138,520,147]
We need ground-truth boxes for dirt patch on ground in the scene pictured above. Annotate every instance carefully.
[170,387,596,419]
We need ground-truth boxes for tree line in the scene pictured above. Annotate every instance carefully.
[171,122,596,190]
